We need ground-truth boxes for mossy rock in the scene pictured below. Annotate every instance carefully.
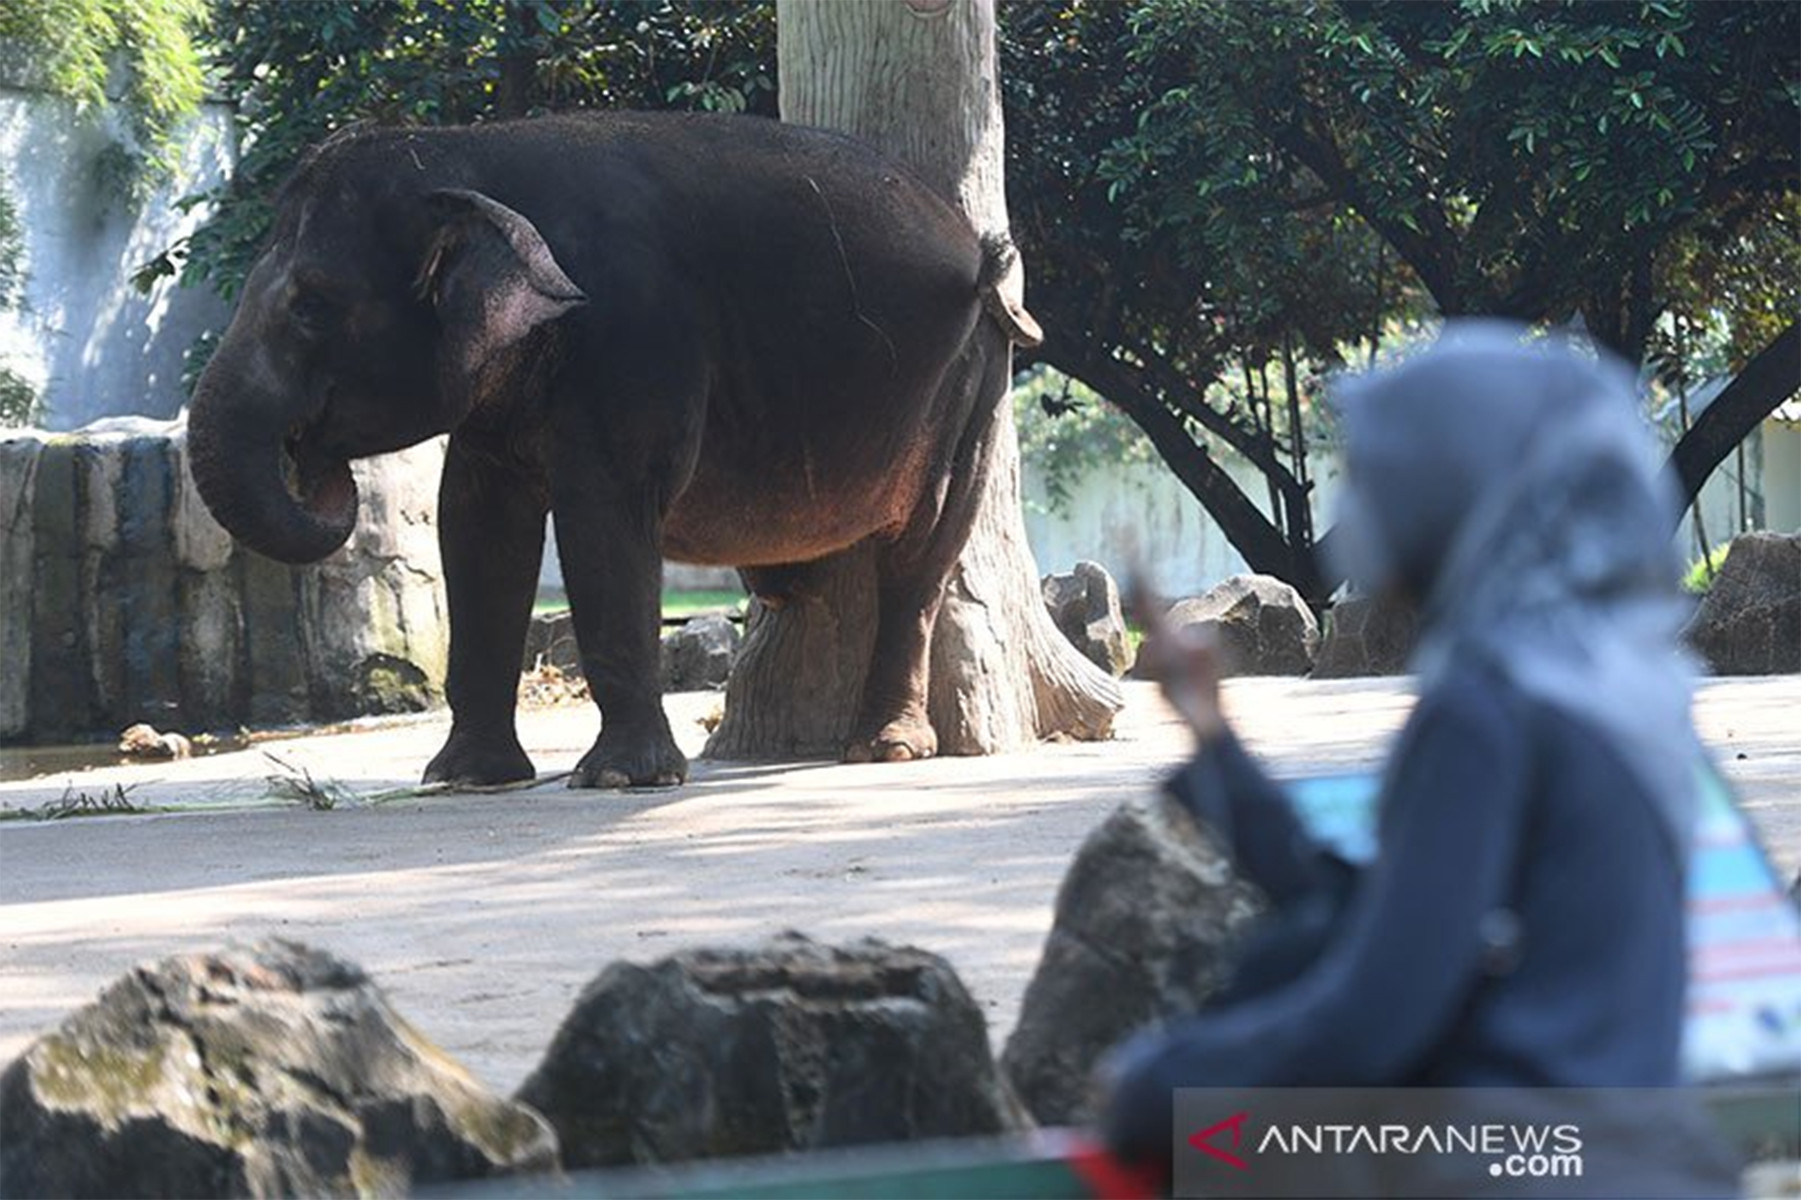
[0,940,556,1198]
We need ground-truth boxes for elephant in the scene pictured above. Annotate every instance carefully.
[186,111,1042,789]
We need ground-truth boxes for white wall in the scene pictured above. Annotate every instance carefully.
[538,524,741,596]
[1674,420,1801,561]
[1028,418,1800,598]
[1021,450,1344,598]
[0,82,235,428]
[1755,421,1800,535]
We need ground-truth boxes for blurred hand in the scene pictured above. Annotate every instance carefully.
[1143,623,1227,745]
[1127,570,1227,746]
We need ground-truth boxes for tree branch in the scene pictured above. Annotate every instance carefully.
[1667,319,1801,515]
[1271,115,1465,313]
[1046,345,1327,599]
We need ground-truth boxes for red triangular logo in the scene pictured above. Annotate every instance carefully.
[1188,1111,1251,1170]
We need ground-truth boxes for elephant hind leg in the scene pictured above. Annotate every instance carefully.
[844,336,1008,764]
[844,574,941,764]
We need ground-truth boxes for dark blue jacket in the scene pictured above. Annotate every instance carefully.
[1104,660,1691,1154]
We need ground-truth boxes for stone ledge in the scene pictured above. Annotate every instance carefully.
[0,418,449,743]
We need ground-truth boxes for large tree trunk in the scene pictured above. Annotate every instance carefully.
[706,0,1121,760]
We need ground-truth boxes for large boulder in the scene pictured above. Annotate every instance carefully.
[1311,592,1419,678]
[1684,532,1801,675]
[1042,562,1132,677]
[1000,794,1262,1126]
[0,941,556,1199]
[1155,574,1318,677]
[516,933,1027,1169]
[661,614,740,691]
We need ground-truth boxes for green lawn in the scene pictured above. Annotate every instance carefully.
[533,588,747,620]
[662,589,749,619]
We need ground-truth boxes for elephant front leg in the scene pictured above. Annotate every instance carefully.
[554,498,687,789]
[424,432,547,786]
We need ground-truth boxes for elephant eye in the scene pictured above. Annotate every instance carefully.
[288,285,342,333]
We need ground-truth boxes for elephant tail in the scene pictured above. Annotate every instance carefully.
[978,232,1045,350]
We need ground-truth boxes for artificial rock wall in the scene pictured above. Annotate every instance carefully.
[0,417,448,743]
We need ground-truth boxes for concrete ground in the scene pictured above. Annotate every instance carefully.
[1,676,1796,1096]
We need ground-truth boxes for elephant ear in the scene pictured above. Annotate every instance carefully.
[417,188,587,411]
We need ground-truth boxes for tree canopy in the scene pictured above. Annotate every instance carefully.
[1001,0,1799,598]
[159,0,773,301]
[81,0,1799,596]
[0,0,209,175]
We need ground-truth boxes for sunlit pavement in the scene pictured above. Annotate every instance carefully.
[1,676,1795,1093]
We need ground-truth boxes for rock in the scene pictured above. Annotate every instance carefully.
[1153,574,1319,677]
[520,611,581,675]
[1041,562,1132,677]
[521,613,741,691]
[0,419,449,743]
[0,436,40,740]
[516,932,1027,1169]
[661,614,740,692]
[117,723,192,760]
[1000,794,1261,1126]
[0,940,557,1198]
[1684,532,1801,675]
[1311,592,1420,678]
[296,441,451,721]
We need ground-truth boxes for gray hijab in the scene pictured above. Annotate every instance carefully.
[1329,321,1699,859]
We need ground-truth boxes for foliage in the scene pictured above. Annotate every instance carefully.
[1000,0,1434,594]
[0,0,206,427]
[1682,542,1731,594]
[156,0,775,303]
[0,367,37,427]
[1101,0,1797,360]
[0,178,38,427]
[1014,366,1157,515]
[0,176,22,310]
[1652,194,1801,376]
[0,0,209,178]
[1000,0,1799,597]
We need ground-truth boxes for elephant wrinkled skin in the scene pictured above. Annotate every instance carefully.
[187,112,1040,788]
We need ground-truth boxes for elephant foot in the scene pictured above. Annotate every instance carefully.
[571,726,688,790]
[423,729,535,787]
[844,715,938,764]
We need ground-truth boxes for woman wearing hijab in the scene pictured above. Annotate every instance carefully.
[1102,323,1735,1192]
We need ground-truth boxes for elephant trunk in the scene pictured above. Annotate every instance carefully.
[187,348,359,565]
